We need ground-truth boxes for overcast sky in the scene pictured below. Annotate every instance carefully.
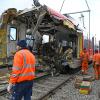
[0,0,99,43]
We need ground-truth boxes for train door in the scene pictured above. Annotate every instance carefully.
[7,23,26,64]
[7,26,17,58]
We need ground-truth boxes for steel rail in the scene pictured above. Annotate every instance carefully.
[0,88,7,96]
[0,73,49,96]
[38,72,80,100]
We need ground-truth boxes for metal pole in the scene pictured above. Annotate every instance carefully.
[95,34,96,50]
[88,10,90,50]
[92,37,94,54]
[84,0,91,51]
[67,10,90,14]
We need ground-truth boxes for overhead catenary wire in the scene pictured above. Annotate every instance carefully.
[64,0,91,50]
[59,0,66,13]
[66,10,90,15]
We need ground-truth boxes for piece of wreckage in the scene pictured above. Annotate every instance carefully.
[0,4,83,75]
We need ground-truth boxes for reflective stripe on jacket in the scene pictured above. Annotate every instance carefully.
[9,49,36,84]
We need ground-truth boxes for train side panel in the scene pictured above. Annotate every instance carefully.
[0,30,7,65]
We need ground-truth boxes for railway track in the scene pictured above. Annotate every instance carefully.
[0,67,80,100]
[47,65,99,100]
[32,72,80,100]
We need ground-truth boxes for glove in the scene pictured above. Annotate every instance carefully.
[7,83,13,93]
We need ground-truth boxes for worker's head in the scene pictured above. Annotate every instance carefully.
[95,49,98,53]
[17,40,27,50]
[83,48,87,53]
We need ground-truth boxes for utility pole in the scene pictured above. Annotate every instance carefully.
[92,36,94,54]
[85,0,91,51]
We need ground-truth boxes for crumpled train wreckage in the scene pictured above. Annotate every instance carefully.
[0,1,83,75]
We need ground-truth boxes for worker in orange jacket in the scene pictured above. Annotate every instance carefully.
[93,50,100,80]
[7,40,36,100]
[80,48,89,74]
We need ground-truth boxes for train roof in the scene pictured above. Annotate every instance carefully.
[17,5,76,30]
[0,5,83,33]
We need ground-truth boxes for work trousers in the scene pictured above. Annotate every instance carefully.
[81,61,88,74]
[94,65,100,80]
[10,80,33,100]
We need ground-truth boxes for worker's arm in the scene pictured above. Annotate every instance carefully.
[9,52,23,84]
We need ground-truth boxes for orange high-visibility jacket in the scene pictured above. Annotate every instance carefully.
[80,51,83,58]
[9,49,36,84]
[93,53,100,65]
[80,51,89,62]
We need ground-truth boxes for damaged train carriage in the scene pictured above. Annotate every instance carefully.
[0,5,83,74]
